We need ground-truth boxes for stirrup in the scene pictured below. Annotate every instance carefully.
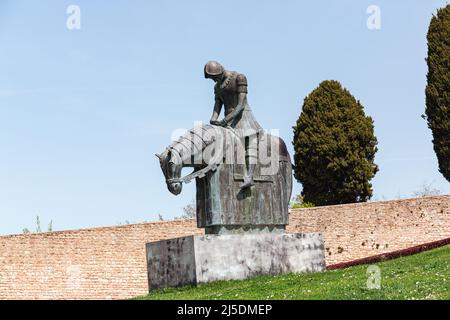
[240,175,255,189]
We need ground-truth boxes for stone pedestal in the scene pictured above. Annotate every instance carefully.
[146,233,326,290]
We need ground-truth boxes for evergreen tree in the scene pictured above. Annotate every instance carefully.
[425,4,450,182]
[293,80,378,206]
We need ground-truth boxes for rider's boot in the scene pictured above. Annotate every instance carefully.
[240,163,255,189]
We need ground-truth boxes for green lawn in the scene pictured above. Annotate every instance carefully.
[137,244,450,300]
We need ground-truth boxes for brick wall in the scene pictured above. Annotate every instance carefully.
[0,195,448,300]
[288,195,449,264]
[0,220,201,300]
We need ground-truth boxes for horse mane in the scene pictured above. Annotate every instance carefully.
[168,124,224,163]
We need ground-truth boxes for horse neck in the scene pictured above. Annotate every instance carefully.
[170,124,228,168]
[170,138,204,168]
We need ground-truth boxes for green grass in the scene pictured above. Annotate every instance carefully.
[136,245,450,300]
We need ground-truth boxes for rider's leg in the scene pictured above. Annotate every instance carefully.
[240,134,257,189]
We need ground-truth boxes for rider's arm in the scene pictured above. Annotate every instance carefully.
[222,74,248,125]
[210,97,222,123]
[223,93,245,124]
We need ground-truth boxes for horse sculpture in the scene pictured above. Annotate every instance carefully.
[157,123,293,234]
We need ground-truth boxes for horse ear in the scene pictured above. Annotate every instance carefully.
[155,153,162,160]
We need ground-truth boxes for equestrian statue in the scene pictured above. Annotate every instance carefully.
[156,61,293,235]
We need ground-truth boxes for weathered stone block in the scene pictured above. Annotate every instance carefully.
[146,233,326,290]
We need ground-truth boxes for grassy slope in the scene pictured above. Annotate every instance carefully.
[137,245,450,300]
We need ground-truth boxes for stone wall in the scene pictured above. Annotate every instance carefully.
[288,195,449,264]
[0,220,201,300]
[0,195,448,300]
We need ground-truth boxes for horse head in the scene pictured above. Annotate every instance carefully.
[156,124,228,196]
[156,148,183,195]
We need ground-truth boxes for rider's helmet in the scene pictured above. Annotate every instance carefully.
[204,61,224,79]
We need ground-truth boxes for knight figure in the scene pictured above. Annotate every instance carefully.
[204,60,262,189]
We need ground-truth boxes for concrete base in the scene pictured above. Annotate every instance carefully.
[146,233,326,290]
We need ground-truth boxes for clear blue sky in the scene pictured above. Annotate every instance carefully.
[0,1,448,235]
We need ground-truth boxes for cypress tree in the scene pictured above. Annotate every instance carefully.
[293,80,378,206]
[425,4,450,182]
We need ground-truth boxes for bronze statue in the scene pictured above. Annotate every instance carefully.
[157,61,292,235]
[148,61,326,292]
